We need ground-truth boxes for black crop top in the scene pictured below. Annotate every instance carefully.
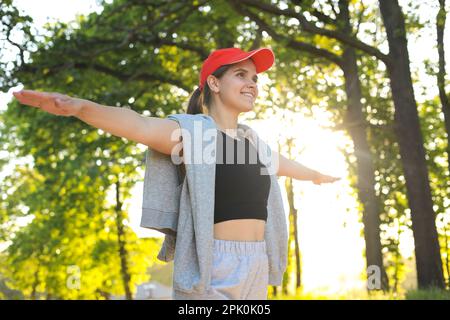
[214,130,271,224]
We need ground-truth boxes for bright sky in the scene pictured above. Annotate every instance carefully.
[1,0,448,295]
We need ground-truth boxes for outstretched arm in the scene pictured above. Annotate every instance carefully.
[13,89,151,142]
[274,150,341,185]
[12,89,182,156]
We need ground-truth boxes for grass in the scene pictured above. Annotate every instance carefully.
[268,288,400,300]
[405,288,450,300]
[270,292,399,300]
[269,288,450,300]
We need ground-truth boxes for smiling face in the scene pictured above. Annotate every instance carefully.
[207,58,259,114]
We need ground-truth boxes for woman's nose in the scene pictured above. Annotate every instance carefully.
[246,80,257,88]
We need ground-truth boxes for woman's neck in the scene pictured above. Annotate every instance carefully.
[208,108,240,137]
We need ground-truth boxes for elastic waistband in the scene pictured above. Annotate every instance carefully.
[213,238,266,255]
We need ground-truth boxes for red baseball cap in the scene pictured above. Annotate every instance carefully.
[199,47,275,91]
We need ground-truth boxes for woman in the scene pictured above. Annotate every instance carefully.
[13,47,340,300]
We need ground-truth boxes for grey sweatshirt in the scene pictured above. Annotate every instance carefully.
[140,113,288,298]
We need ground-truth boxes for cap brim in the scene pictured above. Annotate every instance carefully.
[229,48,275,73]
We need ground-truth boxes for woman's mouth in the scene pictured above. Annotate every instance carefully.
[241,93,254,101]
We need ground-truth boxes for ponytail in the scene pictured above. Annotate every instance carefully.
[186,64,233,115]
[186,87,205,115]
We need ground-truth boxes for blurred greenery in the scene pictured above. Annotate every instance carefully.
[1,0,449,299]
[405,288,450,300]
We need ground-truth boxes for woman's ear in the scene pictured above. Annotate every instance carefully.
[206,75,219,93]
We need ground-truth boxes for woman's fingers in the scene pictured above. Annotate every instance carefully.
[12,91,38,107]
[13,93,41,109]
[314,175,342,185]
[13,90,52,108]
[13,90,69,112]
[328,176,341,183]
[14,89,84,117]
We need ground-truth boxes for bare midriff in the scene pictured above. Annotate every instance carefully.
[213,219,265,241]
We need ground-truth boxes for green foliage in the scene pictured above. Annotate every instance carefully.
[0,0,272,300]
[269,289,404,300]
[1,0,449,299]
[405,288,450,300]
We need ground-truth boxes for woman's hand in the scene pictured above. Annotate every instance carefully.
[13,89,86,117]
[312,172,341,185]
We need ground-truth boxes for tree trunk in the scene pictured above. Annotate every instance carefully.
[436,1,450,288]
[115,179,133,300]
[293,197,302,291]
[442,222,450,288]
[283,138,302,292]
[30,266,39,300]
[436,0,450,182]
[271,285,278,298]
[379,0,445,289]
[339,0,389,291]
[393,221,402,294]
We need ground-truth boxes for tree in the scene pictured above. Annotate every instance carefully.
[228,0,444,290]
[227,0,389,291]
[435,0,450,179]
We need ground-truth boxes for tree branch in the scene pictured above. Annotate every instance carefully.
[248,27,263,51]
[327,0,340,19]
[22,61,191,92]
[228,1,344,68]
[74,63,191,91]
[325,119,395,132]
[290,0,337,25]
[235,0,391,64]
[348,0,366,37]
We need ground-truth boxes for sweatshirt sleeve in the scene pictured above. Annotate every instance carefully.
[140,146,182,235]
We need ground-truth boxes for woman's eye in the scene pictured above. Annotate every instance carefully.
[238,73,257,83]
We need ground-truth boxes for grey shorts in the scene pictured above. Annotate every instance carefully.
[173,239,269,300]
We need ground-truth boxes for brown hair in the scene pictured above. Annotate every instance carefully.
[186,64,233,114]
